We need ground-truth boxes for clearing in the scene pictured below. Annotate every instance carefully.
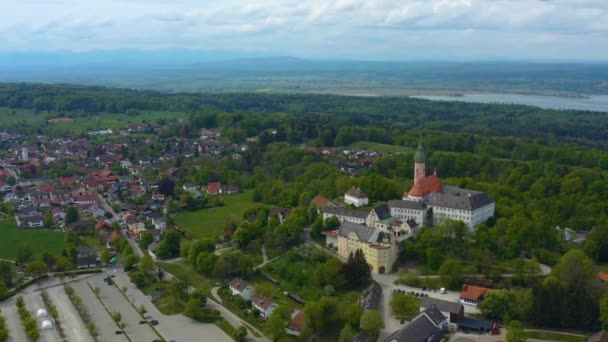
[0,220,66,260]
[173,191,257,239]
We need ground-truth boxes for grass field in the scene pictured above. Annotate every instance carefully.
[159,261,216,295]
[349,141,414,154]
[173,191,257,239]
[0,107,188,134]
[525,331,587,342]
[0,220,66,260]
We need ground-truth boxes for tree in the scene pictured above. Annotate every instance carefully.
[158,177,175,197]
[54,256,75,272]
[265,306,289,341]
[188,239,216,266]
[360,310,384,342]
[0,280,9,299]
[15,243,33,265]
[479,289,513,321]
[24,260,49,279]
[390,294,419,320]
[506,320,526,342]
[345,302,362,329]
[600,291,608,329]
[339,323,355,342]
[323,216,340,230]
[138,254,156,276]
[0,261,14,287]
[156,230,181,258]
[341,249,371,289]
[233,326,247,342]
[66,206,79,224]
[123,254,140,272]
[439,258,466,289]
[138,232,154,250]
[41,252,57,270]
[196,252,218,276]
[43,213,53,228]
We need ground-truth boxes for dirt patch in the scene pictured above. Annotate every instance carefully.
[48,118,74,123]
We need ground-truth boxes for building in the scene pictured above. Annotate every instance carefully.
[269,207,292,224]
[420,297,464,325]
[286,310,306,336]
[401,142,495,230]
[384,306,448,342]
[460,285,492,306]
[360,283,382,311]
[334,221,399,273]
[251,295,279,320]
[229,278,254,301]
[76,245,98,269]
[323,206,367,225]
[345,187,369,207]
[16,215,44,228]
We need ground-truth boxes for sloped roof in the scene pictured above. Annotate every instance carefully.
[407,175,442,198]
[427,185,493,211]
[229,278,251,292]
[311,195,330,209]
[386,306,446,342]
[388,200,425,210]
[371,204,391,221]
[598,272,608,282]
[420,297,463,315]
[324,206,368,219]
[346,187,368,199]
[460,285,492,301]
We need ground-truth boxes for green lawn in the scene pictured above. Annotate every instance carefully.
[525,331,587,342]
[0,220,66,260]
[349,141,414,154]
[173,191,258,239]
[159,261,216,295]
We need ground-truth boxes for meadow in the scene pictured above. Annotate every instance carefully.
[0,220,66,260]
[173,191,257,239]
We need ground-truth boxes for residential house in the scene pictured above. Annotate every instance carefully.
[251,295,279,320]
[202,182,222,195]
[420,297,464,325]
[0,183,13,192]
[360,283,382,311]
[229,278,254,301]
[182,183,198,192]
[344,187,369,207]
[221,184,241,194]
[269,207,292,224]
[460,285,492,306]
[76,246,98,269]
[151,216,167,230]
[3,192,19,203]
[52,207,66,224]
[286,310,306,336]
[384,306,448,342]
[16,215,44,228]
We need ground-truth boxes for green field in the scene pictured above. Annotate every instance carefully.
[0,220,66,260]
[525,330,587,342]
[0,107,188,134]
[173,191,257,239]
[349,141,414,154]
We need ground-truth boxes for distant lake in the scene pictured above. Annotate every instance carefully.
[411,93,608,112]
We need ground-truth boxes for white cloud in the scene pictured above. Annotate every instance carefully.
[0,0,606,59]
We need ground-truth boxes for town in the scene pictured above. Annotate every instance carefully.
[0,84,606,342]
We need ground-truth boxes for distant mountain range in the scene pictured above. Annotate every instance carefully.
[1,51,607,95]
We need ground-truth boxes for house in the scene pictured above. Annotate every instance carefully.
[183,183,198,192]
[598,272,608,282]
[269,207,292,224]
[202,182,222,195]
[76,246,98,269]
[360,283,382,311]
[251,295,279,319]
[420,297,464,325]
[286,310,306,336]
[16,215,44,228]
[229,278,254,301]
[323,206,368,225]
[221,184,241,194]
[88,204,106,218]
[52,207,66,224]
[3,192,20,203]
[460,285,492,306]
[384,306,448,342]
[345,187,369,207]
[151,216,167,230]
[0,183,13,192]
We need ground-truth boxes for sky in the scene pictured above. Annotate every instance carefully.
[1,0,608,61]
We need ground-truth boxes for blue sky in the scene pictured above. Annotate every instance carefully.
[2,0,608,60]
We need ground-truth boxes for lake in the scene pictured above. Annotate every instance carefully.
[411,93,608,112]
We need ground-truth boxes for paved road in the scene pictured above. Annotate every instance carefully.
[70,280,129,342]
[0,296,28,342]
[90,275,160,341]
[23,291,62,342]
[46,286,95,342]
[110,268,233,342]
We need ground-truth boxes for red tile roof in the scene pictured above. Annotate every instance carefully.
[598,272,608,282]
[311,195,330,209]
[460,285,492,301]
[406,175,442,198]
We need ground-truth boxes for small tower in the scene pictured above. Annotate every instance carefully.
[413,141,426,185]
[21,147,29,161]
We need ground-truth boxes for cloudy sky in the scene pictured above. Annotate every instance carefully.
[1,0,607,60]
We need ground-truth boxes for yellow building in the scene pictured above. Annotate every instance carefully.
[325,221,399,274]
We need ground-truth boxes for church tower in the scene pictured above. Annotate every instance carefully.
[414,141,426,185]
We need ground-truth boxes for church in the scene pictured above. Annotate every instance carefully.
[322,142,495,273]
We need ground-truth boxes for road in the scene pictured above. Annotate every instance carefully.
[0,296,28,342]
[45,286,95,342]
